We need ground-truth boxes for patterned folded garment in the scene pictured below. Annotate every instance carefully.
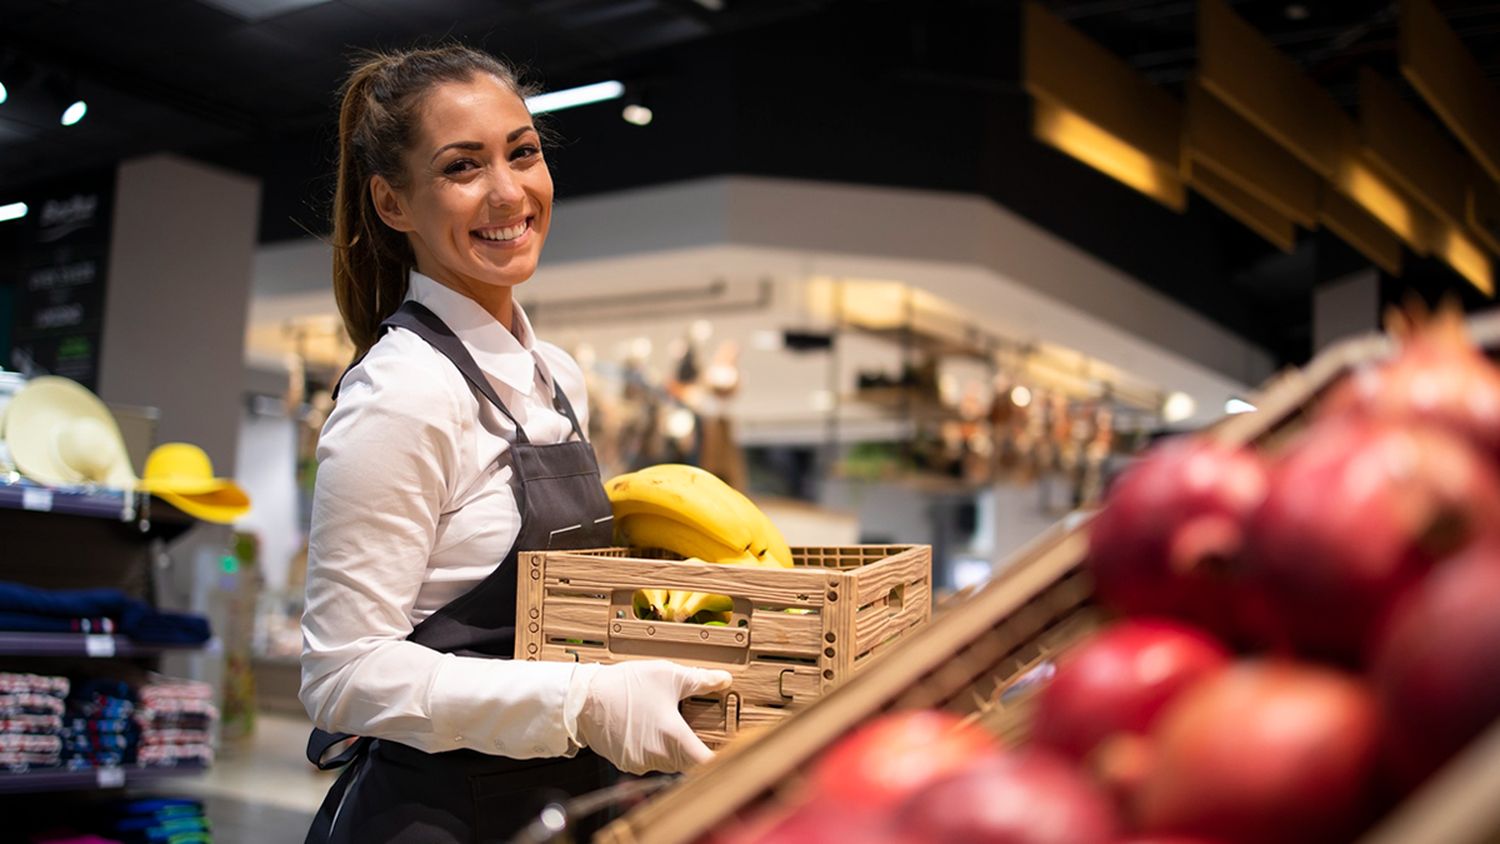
[135,698,215,720]
[62,717,140,736]
[137,679,212,702]
[0,733,61,753]
[0,672,69,696]
[0,714,62,734]
[0,693,65,716]
[135,743,212,767]
[138,729,210,747]
[0,749,62,771]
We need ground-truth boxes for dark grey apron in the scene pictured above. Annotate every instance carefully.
[305,301,616,843]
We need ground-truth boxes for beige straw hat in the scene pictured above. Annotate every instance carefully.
[3,376,138,489]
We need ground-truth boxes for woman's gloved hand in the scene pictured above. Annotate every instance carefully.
[571,660,733,775]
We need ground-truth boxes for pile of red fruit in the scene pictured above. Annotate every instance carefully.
[723,310,1500,844]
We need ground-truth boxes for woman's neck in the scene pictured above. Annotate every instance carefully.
[415,264,514,333]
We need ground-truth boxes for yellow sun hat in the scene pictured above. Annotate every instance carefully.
[3,376,138,489]
[137,442,250,524]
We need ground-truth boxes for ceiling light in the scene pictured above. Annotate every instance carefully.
[621,103,653,126]
[60,99,86,126]
[0,202,28,223]
[1010,385,1032,408]
[525,80,625,115]
[1225,397,1257,415]
[0,81,7,106]
[1162,391,1197,423]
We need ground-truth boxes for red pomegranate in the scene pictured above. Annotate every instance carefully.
[1086,438,1269,641]
[1134,661,1382,844]
[1320,306,1500,460]
[1371,542,1500,789]
[1245,418,1500,661]
[1032,619,1229,763]
[893,749,1119,844]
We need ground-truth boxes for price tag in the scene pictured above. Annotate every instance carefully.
[96,766,125,788]
[21,488,53,512]
[84,635,116,658]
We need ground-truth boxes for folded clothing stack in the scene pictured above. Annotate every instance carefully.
[0,582,211,645]
[0,672,68,772]
[93,797,211,844]
[135,680,215,769]
[62,680,138,770]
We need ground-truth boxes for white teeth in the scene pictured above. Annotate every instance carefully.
[476,221,528,242]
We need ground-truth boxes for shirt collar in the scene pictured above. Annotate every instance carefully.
[405,270,544,396]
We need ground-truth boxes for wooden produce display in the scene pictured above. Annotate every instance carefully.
[596,312,1500,844]
[515,545,932,746]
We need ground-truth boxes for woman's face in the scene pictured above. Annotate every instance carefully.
[372,73,552,305]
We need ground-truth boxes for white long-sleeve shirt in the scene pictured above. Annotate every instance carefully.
[300,271,600,759]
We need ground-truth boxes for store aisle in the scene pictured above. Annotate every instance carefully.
[175,711,332,843]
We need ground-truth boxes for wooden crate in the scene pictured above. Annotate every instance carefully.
[596,311,1500,844]
[514,545,932,746]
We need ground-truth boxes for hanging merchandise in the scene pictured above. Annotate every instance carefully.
[135,442,250,524]
[2,376,137,489]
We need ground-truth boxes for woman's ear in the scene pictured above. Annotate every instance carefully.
[370,174,415,233]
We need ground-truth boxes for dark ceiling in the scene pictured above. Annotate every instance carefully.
[4,0,1500,369]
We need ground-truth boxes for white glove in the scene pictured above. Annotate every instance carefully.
[569,660,733,775]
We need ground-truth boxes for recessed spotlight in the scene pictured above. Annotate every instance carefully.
[60,99,86,126]
[622,103,653,126]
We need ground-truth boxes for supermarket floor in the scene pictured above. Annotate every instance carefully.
[176,711,331,843]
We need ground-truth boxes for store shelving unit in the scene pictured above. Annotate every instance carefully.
[0,474,213,805]
[0,763,209,795]
[0,632,221,659]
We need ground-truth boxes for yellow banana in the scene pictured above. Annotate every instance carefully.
[665,590,735,623]
[616,512,748,562]
[605,466,755,555]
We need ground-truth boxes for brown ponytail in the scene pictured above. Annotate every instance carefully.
[330,45,538,357]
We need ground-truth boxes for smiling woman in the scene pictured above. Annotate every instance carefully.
[300,44,732,844]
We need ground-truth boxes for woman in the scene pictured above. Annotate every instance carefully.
[299,45,732,843]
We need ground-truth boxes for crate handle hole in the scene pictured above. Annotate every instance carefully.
[887,584,905,613]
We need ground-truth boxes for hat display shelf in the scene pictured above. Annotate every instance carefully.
[0,387,218,797]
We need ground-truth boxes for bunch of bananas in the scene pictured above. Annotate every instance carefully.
[606,464,795,624]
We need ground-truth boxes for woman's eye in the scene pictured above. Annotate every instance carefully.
[510,144,541,162]
[443,159,479,175]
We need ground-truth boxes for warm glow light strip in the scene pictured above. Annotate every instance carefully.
[1334,155,1430,255]
[1320,190,1404,276]
[1198,0,1353,179]
[1360,68,1468,227]
[1033,98,1186,212]
[1184,81,1320,228]
[1184,158,1297,252]
[1399,0,1500,185]
[1436,226,1495,296]
[1023,1,1186,211]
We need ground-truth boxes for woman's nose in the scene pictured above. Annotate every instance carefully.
[486,169,525,207]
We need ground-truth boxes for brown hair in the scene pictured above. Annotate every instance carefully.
[331,45,539,356]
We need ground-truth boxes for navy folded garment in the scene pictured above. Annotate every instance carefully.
[0,582,210,644]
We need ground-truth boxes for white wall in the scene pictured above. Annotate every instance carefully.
[101,154,259,475]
